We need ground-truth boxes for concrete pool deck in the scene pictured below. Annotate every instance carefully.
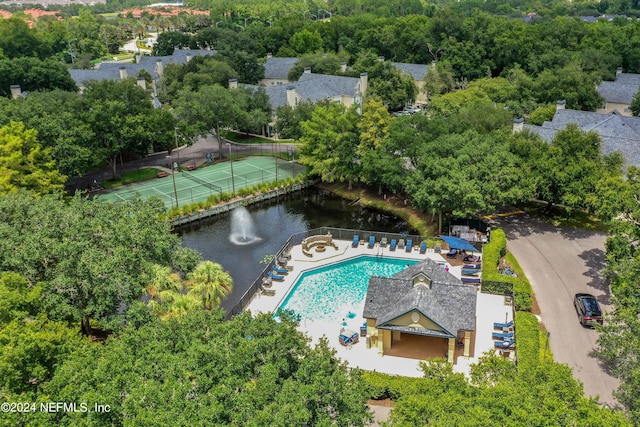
[245,239,513,377]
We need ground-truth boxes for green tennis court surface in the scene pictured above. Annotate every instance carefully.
[96,157,305,210]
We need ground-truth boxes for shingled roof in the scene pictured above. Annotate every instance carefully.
[391,62,429,81]
[598,73,640,105]
[523,109,640,167]
[263,57,299,79]
[363,258,477,339]
[68,49,217,87]
[249,72,362,109]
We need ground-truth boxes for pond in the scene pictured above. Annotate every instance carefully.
[178,188,415,313]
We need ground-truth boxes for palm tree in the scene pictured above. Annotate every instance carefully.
[159,293,202,320]
[187,261,233,310]
[144,263,182,312]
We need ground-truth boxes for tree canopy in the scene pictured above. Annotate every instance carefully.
[0,121,66,195]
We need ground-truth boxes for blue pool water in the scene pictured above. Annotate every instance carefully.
[278,256,418,322]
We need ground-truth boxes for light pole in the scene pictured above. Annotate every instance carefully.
[174,126,180,162]
[227,143,235,193]
[166,155,179,208]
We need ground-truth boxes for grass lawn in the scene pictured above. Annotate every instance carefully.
[518,200,608,232]
[103,168,159,189]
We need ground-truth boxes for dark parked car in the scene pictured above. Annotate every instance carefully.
[573,293,604,327]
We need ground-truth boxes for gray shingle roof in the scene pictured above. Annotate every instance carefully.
[392,62,429,81]
[363,258,477,338]
[598,73,640,105]
[68,49,217,86]
[523,109,640,168]
[263,57,299,79]
[246,72,361,109]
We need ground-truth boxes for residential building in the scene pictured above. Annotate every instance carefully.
[517,101,640,168]
[392,62,429,105]
[597,67,640,117]
[260,54,299,86]
[68,49,217,95]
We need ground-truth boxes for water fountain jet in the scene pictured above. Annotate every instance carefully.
[229,207,261,245]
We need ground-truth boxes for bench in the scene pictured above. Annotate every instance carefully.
[301,233,338,252]
[157,171,169,178]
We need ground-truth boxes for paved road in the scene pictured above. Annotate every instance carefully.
[492,212,619,407]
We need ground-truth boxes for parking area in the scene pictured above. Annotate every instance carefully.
[493,213,619,407]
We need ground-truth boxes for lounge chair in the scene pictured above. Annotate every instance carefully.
[405,239,413,252]
[389,239,397,251]
[494,320,514,330]
[419,242,427,254]
[398,239,405,249]
[338,329,359,347]
[492,331,514,340]
[368,236,375,248]
[262,277,273,288]
[494,339,515,349]
[463,263,482,270]
[461,277,481,284]
[461,269,480,276]
[272,265,288,275]
[434,245,441,253]
[464,254,481,263]
[380,237,388,247]
[446,248,458,258]
[268,271,285,281]
[260,285,276,296]
[352,235,360,248]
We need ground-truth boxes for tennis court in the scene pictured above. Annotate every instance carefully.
[96,157,305,210]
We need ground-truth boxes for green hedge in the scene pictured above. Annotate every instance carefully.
[165,176,305,220]
[514,311,542,373]
[482,228,533,311]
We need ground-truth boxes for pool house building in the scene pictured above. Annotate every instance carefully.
[363,258,477,364]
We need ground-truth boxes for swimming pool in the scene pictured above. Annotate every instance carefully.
[278,256,418,322]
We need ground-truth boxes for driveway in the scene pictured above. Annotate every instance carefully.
[492,212,619,407]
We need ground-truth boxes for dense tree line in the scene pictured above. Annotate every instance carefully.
[2,3,640,424]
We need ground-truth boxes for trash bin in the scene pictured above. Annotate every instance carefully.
[360,325,367,337]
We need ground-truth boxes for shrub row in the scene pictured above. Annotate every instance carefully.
[165,176,304,219]
[482,228,533,311]
[514,311,542,373]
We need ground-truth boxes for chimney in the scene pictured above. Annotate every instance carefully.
[359,72,368,97]
[267,52,272,59]
[286,86,297,107]
[512,117,524,133]
[228,78,238,89]
[303,67,311,74]
[136,77,147,90]
[135,52,141,64]
[10,85,21,99]
[155,59,164,77]
[378,56,385,62]
[119,66,128,80]
[186,54,192,63]
[340,62,347,73]
[556,100,566,111]
[616,66,623,78]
